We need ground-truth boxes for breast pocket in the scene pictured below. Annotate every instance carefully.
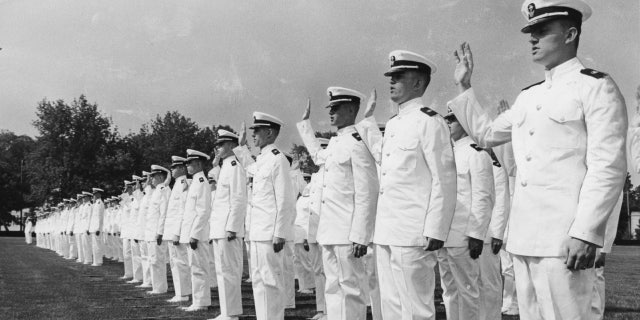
[396,138,419,171]
[542,100,584,149]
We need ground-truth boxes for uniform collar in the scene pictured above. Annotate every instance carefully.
[398,97,424,115]
[336,125,356,136]
[192,171,205,179]
[544,57,582,88]
[175,175,187,183]
[223,155,236,164]
[260,143,278,155]
[454,135,473,148]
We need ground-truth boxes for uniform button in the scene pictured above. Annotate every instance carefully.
[536,105,541,111]
[390,134,395,137]
[529,129,535,135]
[379,191,383,195]
[521,181,527,187]
[322,200,325,204]
[323,184,326,187]
[382,172,386,176]
[526,155,532,161]
[386,153,390,157]
[560,117,565,121]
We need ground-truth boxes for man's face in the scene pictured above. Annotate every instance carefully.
[171,165,186,178]
[215,141,234,159]
[529,20,571,67]
[446,118,464,139]
[151,174,163,186]
[328,104,354,128]
[209,180,217,190]
[389,71,419,104]
[252,127,271,148]
[186,160,195,175]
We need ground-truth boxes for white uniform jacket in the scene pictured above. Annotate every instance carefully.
[66,208,75,234]
[164,175,189,242]
[630,114,640,173]
[210,156,247,240]
[243,143,295,242]
[72,206,82,234]
[306,172,322,244]
[294,186,311,244]
[298,120,378,246]
[130,190,143,240]
[486,150,510,242]
[81,203,92,233]
[135,187,151,240]
[145,183,170,241]
[448,58,627,256]
[179,171,211,243]
[444,136,494,247]
[356,98,457,246]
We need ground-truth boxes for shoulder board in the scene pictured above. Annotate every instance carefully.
[181,179,186,184]
[580,68,607,79]
[420,107,438,117]
[272,149,280,155]
[470,143,484,152]
[352,132,362,141]
[199,177,204,183]
[522,80,544,91]
[231,160,237,166]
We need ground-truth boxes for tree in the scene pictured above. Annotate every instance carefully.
[27,95,120,203]
[0,130,35,230]
[289,130,336,175]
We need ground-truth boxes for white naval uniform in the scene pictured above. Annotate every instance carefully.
[591,192,623,320]
[448,58,628,319]
[88,199,105,266]
[179,171,212,308]
[307,171,326,314]
[478,150,510,320]
[146,183,170,293]
[293,186,315,292]
[234,143,295,320]
[207,190,218,289]
[630,112,640,174]
[163,175,191,298]
[137,186,152,286]
[209,155,247,317]
[298,120,379,320]
[114,204,124,262]
[438,136,494,320]
[66,207,77,259]
[119,196,133,278]
[73,205,83,263]
[130,190,144,282]
[24,219,33,244]
[356,98,457,320]
[81,202,93,264]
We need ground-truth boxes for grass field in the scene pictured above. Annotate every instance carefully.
[0,237,637,319]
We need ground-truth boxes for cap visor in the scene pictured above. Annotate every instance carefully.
[521,16,557,33]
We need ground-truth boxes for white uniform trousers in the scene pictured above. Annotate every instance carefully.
[309,243,326,313]
[131,240,144,281]
[90,233,103,265]
[122,239,133,278]
[25,231,33,244]
[67,234,77,259]
[513,255,594,320]
[75,233,84,262]
[148,241,168,293]
[250,241,286,320]
[377,245,437,320]
[213,238,244,316]
[82,233,93,264]
[60,234,69,258]
[284,241,296,308]
[438,247,481,320]
[139,240,152,285]
[591,267,605,320]
[322,244,367,320]
[478,244,502,320]
[244,239,252,281]
[362,246,382,320]
[115,236,124,261]
[168,242,192,297]
[293,243,315,291]
[207,243,218,288]
[500,249,518,314]
[188,241,212,307]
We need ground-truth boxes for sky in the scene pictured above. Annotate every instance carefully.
[0,0,638,181]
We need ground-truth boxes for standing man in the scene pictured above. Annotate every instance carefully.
[297,87,379,320]
[180,149,213,312]
[207,129,247,320]
[73,194,84,263]
[120,181,134,280]
[146,165,171,294]
[238,112,295,320]
[448,1,627,318]
[357,50,457,319]
[165,156,192,303]
[128,175,145,284]
[80,191,94,265]
[439,111,494,320]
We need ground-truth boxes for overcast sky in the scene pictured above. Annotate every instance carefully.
[0,0,638,181]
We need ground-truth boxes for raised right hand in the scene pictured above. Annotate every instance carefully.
[453,42,474,92]
[302,98,311,120]
[363,89,377,118]
[239,121,247,146]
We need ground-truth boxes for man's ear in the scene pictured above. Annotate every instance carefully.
[565,26,578,45]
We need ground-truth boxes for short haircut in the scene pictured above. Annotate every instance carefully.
[558,18,581,49]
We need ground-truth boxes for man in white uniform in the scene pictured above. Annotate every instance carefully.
[298,87,379,320]
[146,165,171,294]
[356,50,457,319]
[234,112,295,320]
[438,111,494,320]
[80,191,93,265]
[180,149,213,312]
[73,194,84,263]
[207,129,247,320]
[65,199,77,260]
[448,1,627,317]
[120,181,134,280]
[164,156,192,303]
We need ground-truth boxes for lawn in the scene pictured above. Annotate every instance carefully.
[0,237,637,319]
